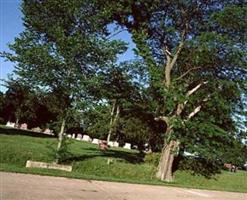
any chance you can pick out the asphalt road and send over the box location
[1,172,246,200]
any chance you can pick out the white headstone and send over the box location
[43,128,52,134]
[123,143,131,149]
[82,135,92,142]
[6,121,15,128]
[77,134,83,139]
[92,138,99,144]
[72,134,76,138]
[113,141,119,147]
[108,141,114,147]
[67,134,72,138]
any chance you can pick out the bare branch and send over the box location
[169,26,187,70]
[188,105,202,119]
[106,28,128,40]
[175,67,201,81]
[163,23,188,87]
[186,81,208,97]
[187,95,210,120]
[163,45,172,87]
[170,41,184,70]
[163,45,172,63]
[173,81,207,117]
[175,103,185,116]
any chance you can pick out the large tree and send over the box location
[92,0,247,181]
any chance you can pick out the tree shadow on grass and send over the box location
[61,147,145,164]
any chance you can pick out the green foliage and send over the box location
[55,136,73,164]
[178,157,222,179]
[144,153,160,166]
[118,117,150,150]
[83,105,111,139]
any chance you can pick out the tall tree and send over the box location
[1,0,126,162]
[93,0,247,181]
[96,62,144,143]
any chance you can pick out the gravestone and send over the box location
[108,141,114,147]
[92,138,99,144]
[43,128,52,135]
[76,134,82,140]
[20,123,28,130]
[32,127,42,132]
[6,121,15,128]
[75,135,82,141]
[82,135,92,142]
[113,141,119,147]
[123,143,131,149]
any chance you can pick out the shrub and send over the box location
[144,152,160,166]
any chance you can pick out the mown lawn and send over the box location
[1,128,246,193]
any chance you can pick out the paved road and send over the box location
[1,172,246,200]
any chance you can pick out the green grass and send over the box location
[1,128,247,193]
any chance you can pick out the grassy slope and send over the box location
[0,131,246,192]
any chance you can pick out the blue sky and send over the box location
[0,0,135,92]
[0,0,24,92]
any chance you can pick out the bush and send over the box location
[178,156,222,178]
[144,152,160,166]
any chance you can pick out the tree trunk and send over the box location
[156,124,180,182]
[56,118,66,163]
[15,109,21,126]
[157,41,184,181]
[107,101,119,144]
[15,117,19,125]
[156,139,180,181]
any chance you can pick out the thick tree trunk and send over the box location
[156,123,180,182]
[156,141,173,181]
[156,139,179,181]
[56,118,66,163]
